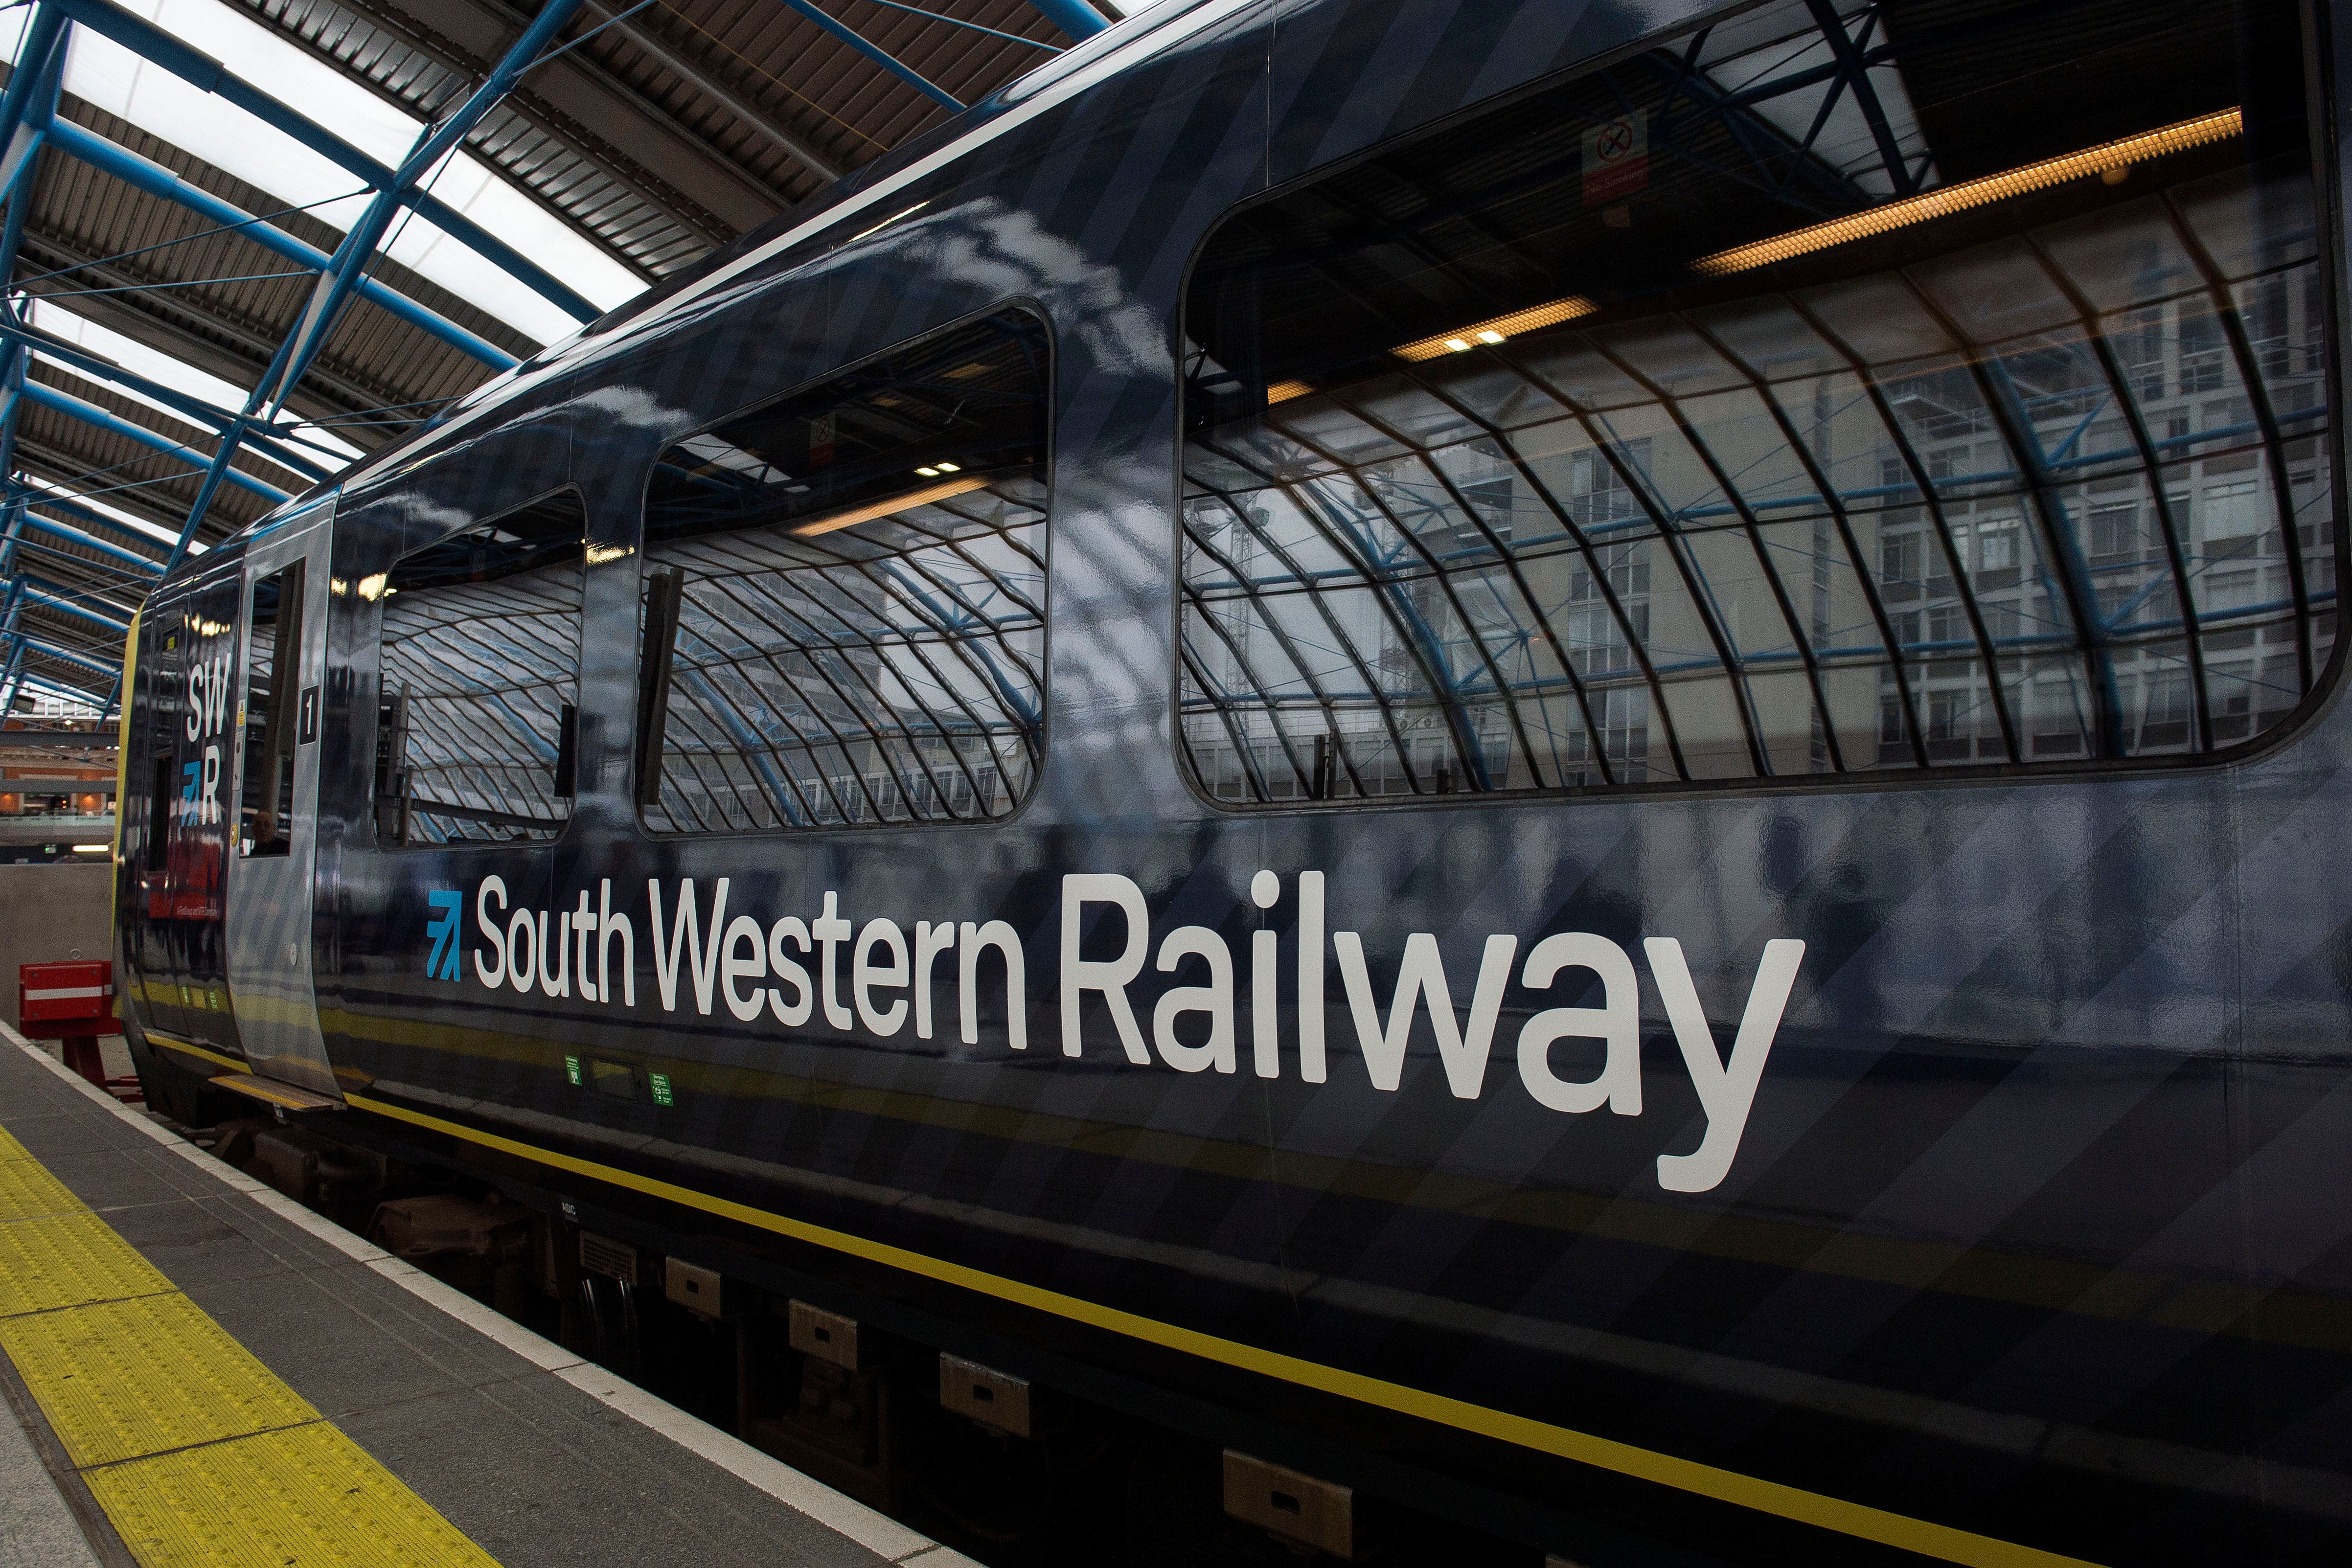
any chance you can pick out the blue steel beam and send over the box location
[40,118,519,371]
[14,379,290,502]
[13,481,172,554]
[0,23,63,704]
[265,0,588,413]
[15,509,163,573]
[0,582,27,712]
[10,578,129,632]
[46,0,603,326]
[0,318,337,482]
[265,6,591,399]
[11,670,111,710]
[773,0,962,110]
[23,571,134,620]
[1023,0,1111,41]
[16,633,115,678]
[0,5,69,207]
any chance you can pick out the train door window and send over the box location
[635,307,1049,833]
[1176,0,2333,803]
[145,619,180,870]
[239,562,305,857]
[372,489,586,845]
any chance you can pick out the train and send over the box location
[109,0,2350,1562]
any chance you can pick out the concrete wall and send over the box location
[0,863,115,1029]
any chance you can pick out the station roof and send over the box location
[0,0,1105,713]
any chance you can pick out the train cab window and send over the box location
[372,489,586,845]
[635,307,1048,832]
[1177,0,2334,802]
[239,563,305,857]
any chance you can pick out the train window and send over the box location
[372,489,587,846]
[239,562,305,858]
[1177,0,2333,802]
[635,307,1048,833]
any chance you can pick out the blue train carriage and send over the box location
[111,0,2350,1563]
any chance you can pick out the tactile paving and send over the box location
[0,1293,321,1467]
[0,1155,88,1222]
[0,1075,508,1567]
[86,1420,501,1568]
[0,1210,173,1317]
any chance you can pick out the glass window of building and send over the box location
[373,490,586,845]
[1178,0,2332,802]
[635,308,1049,833]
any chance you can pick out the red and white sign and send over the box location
[1583,114,1649,206]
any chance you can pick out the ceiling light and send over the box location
[1265,380,1315,404]
[793,476,990,538]
[935,461,961,473]
[1393,296,1599,362]
[916,466,940,477]
[1692,107,2242,276]
[72,844,109,853]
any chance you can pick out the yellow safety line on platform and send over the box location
[346,1094,2107,1568]
[0,1126,500,1568]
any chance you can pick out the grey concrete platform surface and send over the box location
[0,1380,100,1568]
[0,1028,977,1568]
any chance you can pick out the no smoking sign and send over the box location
[1582,113,1648,205]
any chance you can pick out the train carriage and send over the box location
[112,0,2352,1563]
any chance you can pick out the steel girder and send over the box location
[0,0,1116,720]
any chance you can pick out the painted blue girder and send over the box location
[1023,0,1111,42]
[772,0,963,110]
[16,631,115,677]
[45,0,603,327]
[40,117,518,371]
[0,317,337,483]
[9,576,130,631]
[265,0,590,411]
[16,515,161,575]
[12,378,290,502]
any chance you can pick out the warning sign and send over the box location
[1583,114,1648,206]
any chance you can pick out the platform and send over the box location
[0,1025,978,1568]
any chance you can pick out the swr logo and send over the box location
[425,890,463,980]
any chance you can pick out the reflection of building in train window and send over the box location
[373,491,586,847]
[1176,0,2333,802]
[634,308,1049,834]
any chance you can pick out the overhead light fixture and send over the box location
[935,461,960,473]
[792,475,990,538]
[916,466,940,477]
[1692,107,2243,276]
[1393,295,1598,362]
[1265,380,1315,404]
[72,843,108,853]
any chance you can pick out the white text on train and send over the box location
[465,872,1803,1194]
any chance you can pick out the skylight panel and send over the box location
[6,1,643,345]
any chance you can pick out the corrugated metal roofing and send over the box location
[4,0,1097,703]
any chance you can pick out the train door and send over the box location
[122,600,200,1042]
[149,566,248,1057]
[224,504,338,1094]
